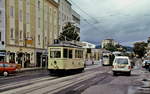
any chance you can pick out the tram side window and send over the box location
[50,48,61,58]
[69,50,72,59]
[63,49,68,58]
[75,50,83,58]
[75,50,78,58]
[103,55,109,58]
[79,51,83,58]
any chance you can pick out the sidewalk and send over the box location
[16,67,46,73]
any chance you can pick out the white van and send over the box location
[112,56,132,76]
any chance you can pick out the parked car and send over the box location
[142,60,150,69]
[112,56,132,76]
[0,62,17,76]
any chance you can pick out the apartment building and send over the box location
[72,9,80,35]
[71,9,80,41]
[0,0,58,68]
[0,0,6,62]
[5,0,36,68]
[101,39,119,48]
[35,0,58,67]
[0,0,5,49]
[57,0,72,34]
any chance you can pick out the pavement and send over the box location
[16,67,44,73]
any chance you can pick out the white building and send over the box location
[81,41,96,48]
[57,0,72,34]
[101,39,119,48]
[72,9,80,36]
[0,0,5,50]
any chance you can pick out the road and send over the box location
[0,59,150,94]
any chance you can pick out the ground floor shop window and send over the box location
[9,53,15,63]
[24,53,30,68]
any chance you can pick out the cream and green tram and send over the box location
[48,44,85,74]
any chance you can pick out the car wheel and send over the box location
[3,71,8,77]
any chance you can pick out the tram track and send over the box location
[1,65,111,94]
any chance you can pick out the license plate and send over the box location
[118,66,125,68]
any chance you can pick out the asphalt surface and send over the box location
[0,59,150,94]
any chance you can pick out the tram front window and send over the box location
[50,48,61,58]
[103,55,109,58]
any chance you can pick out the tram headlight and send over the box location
[54,61,57,65]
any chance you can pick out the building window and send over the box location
[27,0,30,5]
[19,10,22,22]
[10,28,14,39]
[20,31,22,40]
[0,10,1,24]
[38,0,40,11]
[0,32,1,41]
[26,13,30,24]
[38,17,40,28]
[38,35,40,45]
[45,37,47,46]
[10,6,14,17]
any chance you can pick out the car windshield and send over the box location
[115,58,128,64]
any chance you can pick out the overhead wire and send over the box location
[69,0,103,32]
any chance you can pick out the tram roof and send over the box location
[48,43,83,48]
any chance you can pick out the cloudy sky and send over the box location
[70,0,150,46]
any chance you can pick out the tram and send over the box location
[48,43,85,74]
[102,52,114,66]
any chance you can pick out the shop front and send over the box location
[6,46,35,68]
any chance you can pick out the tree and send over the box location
[133,42,147,58]
[104,43,117,52]
[58,22,80,41]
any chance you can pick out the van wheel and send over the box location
[113,72,117,76]
[127,72,131,76]
[3,71,8,77]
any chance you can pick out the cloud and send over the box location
[71,0,150,46]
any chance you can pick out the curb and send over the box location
[16,68,47,73]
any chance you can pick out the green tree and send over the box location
[104,43,117,52]
[133,42,147,58]
[58,22,80,41]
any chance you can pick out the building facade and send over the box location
[146,37,150,56]
[72,9,80,38]
[0,0,5,50]
[57,0,72,34]
[0,0,6,62]
[35,0,59,68]
[5,0,36,68]
[0,0,59,68]
[101,39,119,48]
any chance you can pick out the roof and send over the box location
[115,56,129,59]
[48,43,82,48]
